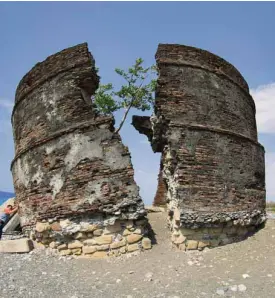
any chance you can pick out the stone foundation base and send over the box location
[168,206,266,251]
[27,218,152,257]
[171,225,261,251]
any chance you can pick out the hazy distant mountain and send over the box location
[0,191,15,205]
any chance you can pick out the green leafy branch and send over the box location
[93,58,157,134]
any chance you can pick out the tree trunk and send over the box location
[115,101,134,134]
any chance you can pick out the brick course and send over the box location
[11,44,148,254]
[133,44,266,249]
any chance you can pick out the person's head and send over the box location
[6,205,13,211]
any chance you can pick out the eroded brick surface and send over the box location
[133,44,266,249]
[11,44,148,256]
[153,156,167,207]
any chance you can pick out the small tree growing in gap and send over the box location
[93,58,157,134]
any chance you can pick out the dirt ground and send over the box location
[1,212,275,298]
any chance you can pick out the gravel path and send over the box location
[1,212,275,298]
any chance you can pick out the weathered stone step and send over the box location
[0,238,33,253]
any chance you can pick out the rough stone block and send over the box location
[104,222,122,234]
[96,244,109,251]
[57,243,67,250]
[198,241,210,249]
[85,224,99,232]
[123,229,131,236]
[49,241,57,249]
[120,246,127,254]
[74,232,86,240]
[93,229,103,236]
[60,220,70,229]
[110,239,126,249]
[142,237,152,249]
[92,251,107,258]
[179,243,186,251]
[0,238,33,253]
[186,240,198,250]
[126,221,134,229]
[126,234,142,244]
[71,248,82,255]
[83,246,97,254]
[60,249,72,256]
[36,222,50,233]
[83,239,94,246]
[92,235,113,245]
[50,222,62,231]
[127,243,140,252]
[133,228,142,235]
[68,240,83,249]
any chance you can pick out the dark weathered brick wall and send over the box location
[133,44,266,232]
[131,115,167,206]
[12,43,99,156]
[153,157,167,207]
[155,44,266,228]
[11,43,146,229]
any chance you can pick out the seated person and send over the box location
[0,204,18,239]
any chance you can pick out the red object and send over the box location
[3,207,13,215]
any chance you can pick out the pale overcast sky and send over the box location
[0,2,274,203]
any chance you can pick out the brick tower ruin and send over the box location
[11,43,151,257]
[133,44,266,250]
